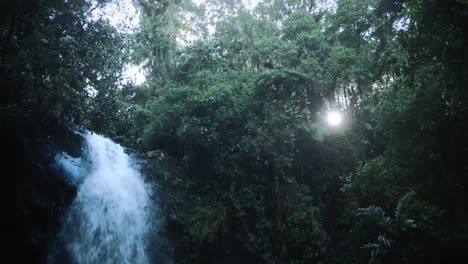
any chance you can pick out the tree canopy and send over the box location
[2,0,467,263]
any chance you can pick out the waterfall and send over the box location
[51,131,156,264]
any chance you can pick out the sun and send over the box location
[327,111,342,126]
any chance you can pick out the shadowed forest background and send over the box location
[1,0,468,263]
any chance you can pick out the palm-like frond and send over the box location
[400,218,417,231]
[395,191,416,221]
[255,69,313,89]
[358,206,395,234]
[362,234,394,264]
[358,191,420,264]
[357,205,386,219]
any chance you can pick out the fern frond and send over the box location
[400,219,417,231]
[357,206,386,219]
[395,191,416,221]
[362,243,381,250]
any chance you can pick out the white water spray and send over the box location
[53,132,155,264]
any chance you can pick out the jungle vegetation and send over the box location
[1,0,467,263]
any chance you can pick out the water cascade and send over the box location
[51,131,156,263]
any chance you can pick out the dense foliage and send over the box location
[1,0,128,261]
[0,0,133,137]
[2,0,467,263]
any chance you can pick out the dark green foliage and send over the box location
[354,190,445,263]
[130,0,468,263]
[0,0,129,261]
[0,0,127,136]
[3,0,468,262]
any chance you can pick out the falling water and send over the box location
[51,131,155,264]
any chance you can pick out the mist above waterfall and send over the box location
[51,132,158,264]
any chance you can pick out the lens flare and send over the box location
[327,111,342,126]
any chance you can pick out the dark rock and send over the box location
[1,119,80,264]
[146,150,166,160]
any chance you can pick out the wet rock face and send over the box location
[145,150,166,160]
[2,123,82,264]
